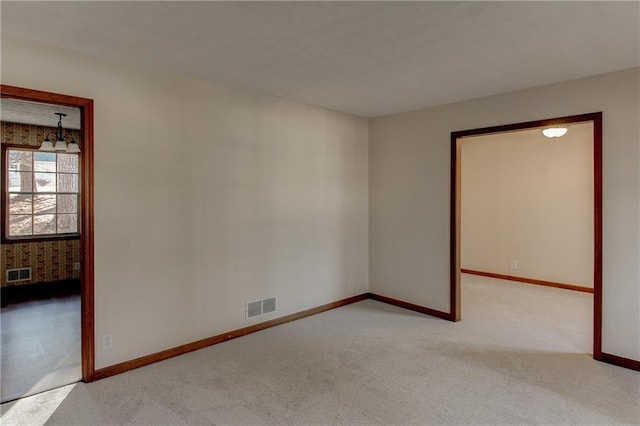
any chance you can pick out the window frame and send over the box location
[2,143,81,243]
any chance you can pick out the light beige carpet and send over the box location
[0,295,81,403]
[1,275,638,425]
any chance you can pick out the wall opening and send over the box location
[1,85,95,392]
[450,112,602,359]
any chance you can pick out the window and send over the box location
[4,147,80,240]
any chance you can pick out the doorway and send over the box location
[450,112,603,359]
[0,85,95,400]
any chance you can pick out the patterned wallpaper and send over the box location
[1,240,81,287]
[1,121,81,287]
[1,121,80,147]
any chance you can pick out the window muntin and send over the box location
[5,148,79,239]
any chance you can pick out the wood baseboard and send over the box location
[94,292,454,380]
[94,293,369,380]
[368,293,452,321]
[461,269,594,294]
[600,352,640,371]
[93,290,637,380]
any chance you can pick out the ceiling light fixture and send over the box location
[40,112,80,153]
[542,127,568,138]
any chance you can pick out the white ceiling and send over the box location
[0,99,81,129]
[1,1,639,118]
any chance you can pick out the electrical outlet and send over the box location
[74,262,81,271]
[102,333,113,350]
[510,260,519,270]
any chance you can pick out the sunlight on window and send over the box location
[5,148,80,238]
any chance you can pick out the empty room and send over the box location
[1,2,638,425]
[459,123,595,355]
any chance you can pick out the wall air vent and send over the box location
[262,297,277,314]
[246,297,278,319]
[6,267,31,283]
[247,300,263,319]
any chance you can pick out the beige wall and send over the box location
[2,34,638,365]
[370,68,639,361]
[1,35,369,369]
[461,123,594,287]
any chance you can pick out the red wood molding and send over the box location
[601,353,640,372]
[1,84,96,382]
[451,112,603,360]
[95,293,369,380]
[368,293,452,320]
[94,292,455,380]
[461,269,594,293]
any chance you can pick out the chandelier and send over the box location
[39,112,80,153]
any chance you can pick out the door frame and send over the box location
[450,112,603,360]
[1,84,95,380]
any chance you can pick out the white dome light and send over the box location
[542,127,568,138]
